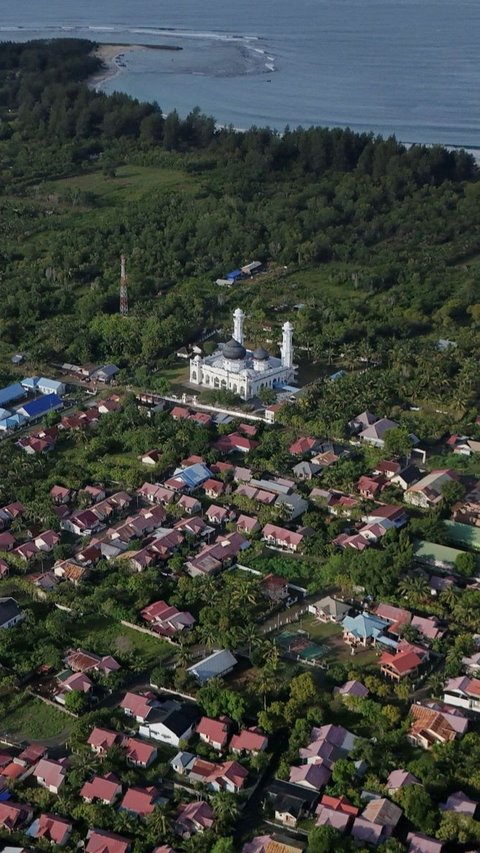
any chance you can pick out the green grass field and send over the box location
[1,695,73,742]
[41,163,199,206]
[71,615,174,667]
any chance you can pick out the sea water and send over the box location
[2,0,480,146]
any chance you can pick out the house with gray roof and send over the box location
[0,597,23,629]
[187,649,237,683]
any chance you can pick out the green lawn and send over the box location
[296,613,343,642]
[71,616,174,667]
[1,695,73,742]
[41,163,199,205]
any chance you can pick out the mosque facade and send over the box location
[189,308,295,401]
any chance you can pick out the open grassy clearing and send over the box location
[70,615,174,667]
[40,163,200,204]
[1,695,73,742]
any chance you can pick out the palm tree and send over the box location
[439,585,459,612]
[241,623,261,660]
[211,791,239,830]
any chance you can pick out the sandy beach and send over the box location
[89,42,183,89]
[89,43,137,88]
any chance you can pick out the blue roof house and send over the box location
[0,383,26,408]
[342,612,390,648]
[225,269,243,282]
[0,413,26,432]
[17,393,64,420]
[21,377,40,391]
[37,377,66,396]
[0,408,11,421]
[178,463,213,490]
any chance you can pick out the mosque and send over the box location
[189,308,295,401]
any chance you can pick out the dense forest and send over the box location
[0,38,480,428]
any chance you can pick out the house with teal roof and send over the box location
[342,612,390,648]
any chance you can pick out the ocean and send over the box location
[2,0,480,146]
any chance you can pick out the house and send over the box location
[53,561,90,585]
[363,504,408,529]
[27,813,72,846]
[0,801,33,832]
[408,703,468,748]
[262,524,305,552]
[237,514,260,535]
[61,509,104,536]
[203,479,225,498]
[187,649,237,683]
[17,394,63,420]
[380,648,426,681]
[335,680,369,699]
[386,768,420,794]
[351,817,384,847]
[462,651,480,674]
[214,433,259,454]
[86,829,130,853]
[293,461,322,480]
[196,716,229,750]
[141,450,161,466]
[243,837,305,853]
[177,495,201,515]
[65,648,120,676]
[289,762,331,791]
[359,418,399,448]
[56,671,93,703]
[407,833,444,853]
[372,460,401,479]
[36,377,66,396]
[120,786,160,817]
[34,530,60,552]
[405,469,459,508]
[0,597,23,629]
[175,800,214,837]
[349,411,377,433]
[81,773,122,805]
[289,436,321,456]
[50,485,73,504]
[139,702,200,748]
[230,728,268,754]
[375,603,412,636]
[0,531,16,551]
[140,600,195,637]
[87,727,119,756]
[309,595,350,623]
[443,676,480,713]
[299,724,356,765]
[120,691,157,723]
[34,758,67,793]
[357,475,386,500]
[14,541,38,562]
[361,797,402,829]
[391,465,422,491]
[264,779,319,827]
[205,504,232,525]
[275,492,309,521]
[92,364,120,384]
[260,573,289,603]
[440,790,477,815]
[123,737,157,769]
[341,612,390,648]
[411,614,444,641]
[315,794,358,832]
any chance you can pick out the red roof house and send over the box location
[230,728,268,754]
[123,737,157,768]
[30,813,72,845]
[87,727,119,755]
[196,716,229,750]
[86,830,130,853]
[81,773,122,805]
[120,786,159,817]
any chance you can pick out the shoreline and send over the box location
[89,42,182,89]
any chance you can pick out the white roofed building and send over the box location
[189,308,296,401]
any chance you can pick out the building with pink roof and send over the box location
[289,762,331,790]
[407,832,444,853]
[335,680,369,699]
[386,768,420,794]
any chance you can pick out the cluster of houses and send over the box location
[0,377,66,434]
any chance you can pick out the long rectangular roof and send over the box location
[0,383,26,407]
[18,394,63,419]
